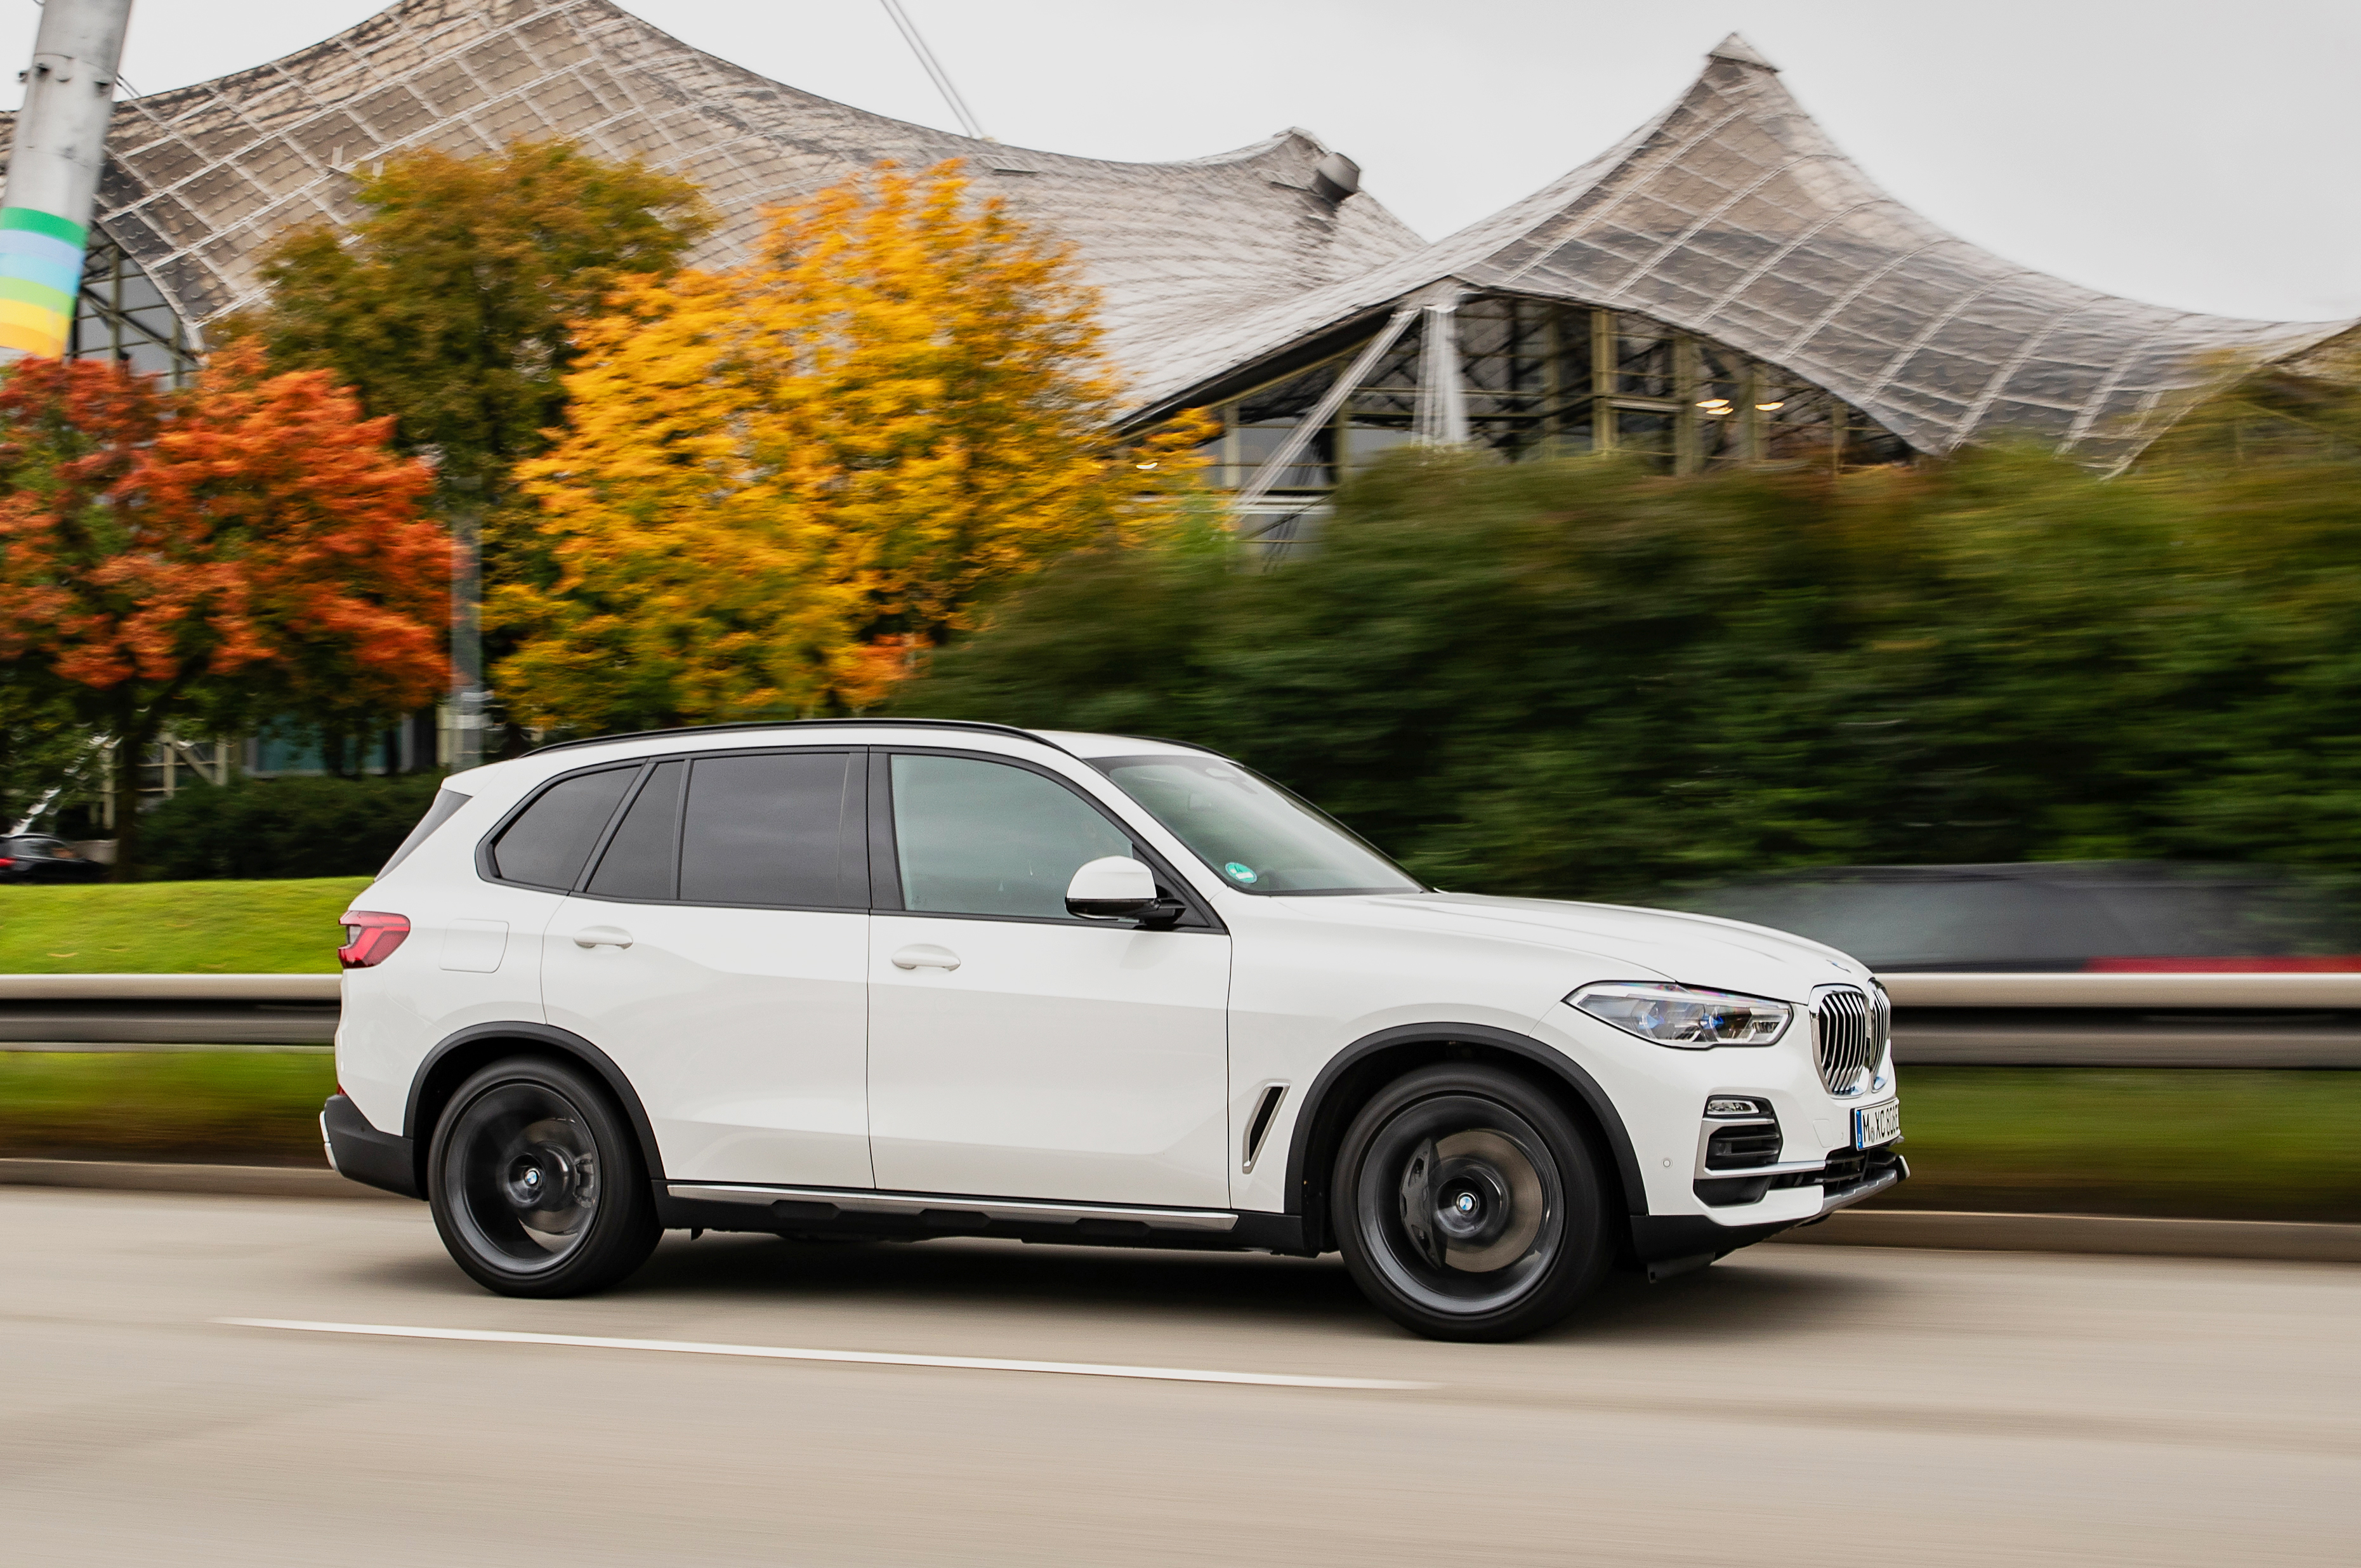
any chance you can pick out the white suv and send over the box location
[324,720,1904,1341]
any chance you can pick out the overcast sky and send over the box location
[6,1,2355,323]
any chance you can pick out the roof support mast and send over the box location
[0,0,134,361]
[879,0,991,142]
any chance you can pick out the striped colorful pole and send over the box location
[0,0,135,362]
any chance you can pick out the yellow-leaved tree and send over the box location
[491,161,1207,732]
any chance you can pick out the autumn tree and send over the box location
[0,348,449,875]
[491,161,1207,734]
[230,139,713,506]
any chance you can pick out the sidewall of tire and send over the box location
[427,1055,661,1298]
[1333,1062,1613,1341]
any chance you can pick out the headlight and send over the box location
[1568,982,1792,1048]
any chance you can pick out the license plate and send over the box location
[1853,1101,1902,1150]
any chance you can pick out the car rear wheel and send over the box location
[1332,1063,1613,1341]
[427,1056,659,1298]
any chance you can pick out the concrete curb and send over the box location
[0,1157,404,1201]
[1770,1206,2361,1264]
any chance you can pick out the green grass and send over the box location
[1,1051,2355,1220]
[0,878,371,973]
[0,1051,338,1164]
[1879,1069,2361,1222]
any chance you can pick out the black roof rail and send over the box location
[522,717,1073,759]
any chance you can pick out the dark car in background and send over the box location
[0,836,108,885]
[1669,862,2361,973]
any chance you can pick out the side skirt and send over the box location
[657,1182,1313,1256]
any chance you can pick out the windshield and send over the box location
[1093,754,1420,895]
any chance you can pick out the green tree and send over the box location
[230,139,713,505]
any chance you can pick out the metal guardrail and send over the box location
[1883,972,2361,1068]
[1,971,2357,1064]
[0,973,340,1050]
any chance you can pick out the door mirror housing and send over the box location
[1066,856,1159,919]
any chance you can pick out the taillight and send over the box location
[338,911,411,968]
[0,857,14,867]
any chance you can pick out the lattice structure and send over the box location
[1142,35,2359,472]
[0,0,1423,389]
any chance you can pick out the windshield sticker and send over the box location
[1224,862,1259,884]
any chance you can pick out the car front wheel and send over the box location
[1333,1062,1613,1341]
[426,1055,660,1298]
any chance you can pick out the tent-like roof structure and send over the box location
[8,0,1422,382]
[1136,35,2358,464]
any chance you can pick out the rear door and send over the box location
[539,749,872,1187]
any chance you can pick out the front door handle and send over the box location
[891,944,961,972]
[571,926,635,949]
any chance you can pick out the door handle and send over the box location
[890,944,961,972]
[571,926,635,949]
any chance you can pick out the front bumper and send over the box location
[321,1093,421,1199]
[1630,1144,1905,1263]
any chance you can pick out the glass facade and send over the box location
[1199,293,1912,513]
[68,230,201,386]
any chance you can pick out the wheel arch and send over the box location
[404,1022,668,1196]
[1281,1023,1648,1253]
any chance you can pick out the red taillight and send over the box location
[338,910,411,969]
[0,857,15,867]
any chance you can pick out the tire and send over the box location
[1332,1062,1613,1341]
[426,1055,661,1298]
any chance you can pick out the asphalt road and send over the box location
[4,1190,2356,1566]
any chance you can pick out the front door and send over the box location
[866,751,1232,1209]
[540,748,872,1188]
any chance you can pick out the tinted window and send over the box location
[892,754,1133,919]
[680,752,857,907]
[491,767,635,889]
[587,760,684,900]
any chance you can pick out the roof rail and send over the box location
[523,717,1071,759]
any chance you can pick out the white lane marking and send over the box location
[214,1319,1435,1390]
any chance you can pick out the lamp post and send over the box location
[446,475,486,772]
[0,0,135,362]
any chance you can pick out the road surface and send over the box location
[4,1188,2355,1565]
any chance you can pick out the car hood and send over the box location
[1337,891,1874,1003]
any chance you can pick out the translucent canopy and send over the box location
[0,0,1421,383]
[1138,35,2359,464]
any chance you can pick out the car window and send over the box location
[891,754,1134,920]
[490,767,636,889]
[586,760,685,900]
[679,751,860,907]
[1093,754,1419,895]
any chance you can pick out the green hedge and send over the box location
[139,774,445,881]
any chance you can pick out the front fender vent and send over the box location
[1240,1083,1288,1174]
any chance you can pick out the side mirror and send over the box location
[1066,856,1159,919]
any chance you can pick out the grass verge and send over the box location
[1876,1068,2361,1222]
[1,1056,2355,1221]
[0,1051,338,1164]
[0,878,369,973]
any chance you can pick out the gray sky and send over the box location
[8,1,2355,323]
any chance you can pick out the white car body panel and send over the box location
[541,896,872,1188]
[866,913,1231,1208]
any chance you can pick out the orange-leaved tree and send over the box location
[491,159,1208,733]
[0,345,449,874]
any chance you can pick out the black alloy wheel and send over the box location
[1333,1063,1613,1341]
[427,1056,659,1298]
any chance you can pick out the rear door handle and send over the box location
[571,926,635,949]
[891,944,961,971]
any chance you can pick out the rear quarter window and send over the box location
[489,767,637,890]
